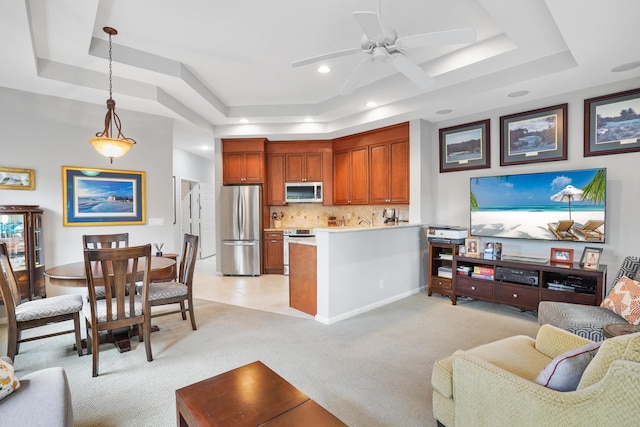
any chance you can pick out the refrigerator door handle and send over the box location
[223,241,257,246]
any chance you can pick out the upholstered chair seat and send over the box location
[16,294,84,322]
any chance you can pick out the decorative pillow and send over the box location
[0,358,20,400]
[601,275,640,325]
[534,341,602,391]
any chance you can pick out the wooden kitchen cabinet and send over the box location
[263,230,284,274]
[369,139,409,204]
[289,242,317,315]
[285,153,322,182]
[222,138,266,184]
[0,205,45,303]
[267,154,286,205]
[333,146,369,205]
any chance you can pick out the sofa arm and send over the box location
[0,367,74,427]
[452,350,640,426]
[534,324,593,359]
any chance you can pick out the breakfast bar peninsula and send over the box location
[289,223,424,324]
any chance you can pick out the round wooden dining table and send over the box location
[44,257,176,287]
[44,257,176,352]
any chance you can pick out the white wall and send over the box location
[412,78,640,290]
[0,87,176,295]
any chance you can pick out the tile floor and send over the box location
[192,255,313,320]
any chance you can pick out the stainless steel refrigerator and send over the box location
[220,185,262,276]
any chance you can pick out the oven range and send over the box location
[283,228,315,276]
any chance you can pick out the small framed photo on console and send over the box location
[580,247,603,270]
[465,238,480,257]
[550,247,574,267]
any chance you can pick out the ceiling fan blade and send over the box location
[292,47,362,68]
[353,11,386,43]
[397,28,476,50]
[339,58,371,95]
[387,53,434,90]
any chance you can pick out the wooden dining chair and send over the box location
[0,243,83,362]
[82,233,129,249]
[83,233,130,299]
[83,244,153,377]
[148,234,199,330]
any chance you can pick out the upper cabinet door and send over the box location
[243,152,264,183]
[267,154,286,205]
[285,153,323,182]
[388,140,409,204]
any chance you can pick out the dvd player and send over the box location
[495,266,539,286]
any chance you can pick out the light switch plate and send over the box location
[148,218,164,226]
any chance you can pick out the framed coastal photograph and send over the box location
[500,104,568,166]
[62,166,146,226]
[584,87,640,157]
[550,247,574,264]
[465,238,480,257]
[0,166,35,190]
[439,119,490,173]
[580,247,603,270]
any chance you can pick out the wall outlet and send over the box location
[379,280,384,289]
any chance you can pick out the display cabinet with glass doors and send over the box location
[0,205,45,302]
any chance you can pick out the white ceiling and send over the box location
[2,0,640,157]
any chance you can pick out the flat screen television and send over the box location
[470,168,606,242]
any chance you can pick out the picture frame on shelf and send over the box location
[465,238,480,257]
[500,104,568,166]
[584,87,640,157]
[439,119,491,173]
[0,166,35,190]
[580,247,603,270]
[62,166,146,226]
[550,247,574,265]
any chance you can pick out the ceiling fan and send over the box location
[292,7,476,95]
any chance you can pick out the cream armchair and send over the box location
[431,325,640,426]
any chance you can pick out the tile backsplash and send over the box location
[268,205,409,229]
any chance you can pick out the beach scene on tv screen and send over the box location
[470,168,605,242]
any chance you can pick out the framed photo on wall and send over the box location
[0,166,35,190]
[500,104,568,166]
[439,119,491,173]
[62,166,146,226]
[584,87,640,156]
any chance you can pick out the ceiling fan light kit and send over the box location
[292,8,476,95]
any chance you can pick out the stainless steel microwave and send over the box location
[285,182,323,203]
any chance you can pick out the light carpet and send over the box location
[2,293,539,427]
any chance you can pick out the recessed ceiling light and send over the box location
[365,101,378,108]
[238,118,249,123]
[304,117,313,122]
[317,65,331,74]
[436,109,453,115]
[508,90,529,98]
[611,61,640,72]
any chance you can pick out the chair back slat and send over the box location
[0,243,21,317]
[178,234,199,287]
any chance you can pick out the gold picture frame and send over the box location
[465,238,480,257]
[0,167,35,190]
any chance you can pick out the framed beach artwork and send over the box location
[500,104,568,166]
[0,166,35,190]
[439,119,490,173]
[584,87,640,157]
[62,166,146,226]
[580,247,603,270]
[470,168,606,243]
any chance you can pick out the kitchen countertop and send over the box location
[315,222,422,232]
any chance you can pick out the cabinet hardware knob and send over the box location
[513,293,518,298]
[471,286,476,290]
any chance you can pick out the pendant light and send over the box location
[88,27,136,163]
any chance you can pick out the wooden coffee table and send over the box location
[175,361,346,427]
